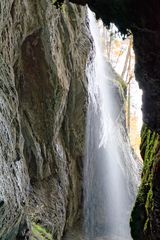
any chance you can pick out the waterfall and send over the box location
[83,9,139,240]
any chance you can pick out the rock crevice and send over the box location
[0,1,91,239]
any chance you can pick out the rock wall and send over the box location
[0,1,91,239]
[65,0,160,132]
[2,0,160,239]
[130,125,160,240]
[55,1,160,239]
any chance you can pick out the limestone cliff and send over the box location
[2,0,159,239]
[54,1,160,239]
[0,1,91,239]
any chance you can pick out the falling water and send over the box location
[84,9,139,240]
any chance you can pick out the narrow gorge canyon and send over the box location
[0,1,91,239]
[0,1,160,240]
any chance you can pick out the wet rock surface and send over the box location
[2,0,160,239]
[61,1,160,240]
[65,1,160,131]
[0,0,91,239]
[130,125,160,240]
[63,230,131,240]
[0,52,28,240]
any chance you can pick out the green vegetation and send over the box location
[115,75,127,101]
[130,124,159,240]
[31,222,52,240]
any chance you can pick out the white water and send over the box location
[83,9,139,240]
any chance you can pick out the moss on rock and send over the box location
[130,124,159,240]
[31,222,52,240]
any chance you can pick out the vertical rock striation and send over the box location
[3,0,160,239]
[0,53,28,240]
[0,0,91,239]
[55,1,160,239]
[130,124,160,240]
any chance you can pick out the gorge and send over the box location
[0,1,160,240]
[84,9,138,239]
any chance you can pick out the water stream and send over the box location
[83,9,139,240]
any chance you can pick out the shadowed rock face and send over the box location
[60,1,160,32]
[0,1,91,239]
[58,1,160,240]
[66,0,160,133]
[0,54,28,240]
[54,1,160,132]
[1,0,160,240]
[56,1,160,240]
[130,125,160,240]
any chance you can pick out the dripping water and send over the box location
[83,9,139,240]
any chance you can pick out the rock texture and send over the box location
[2,0,160,239]
[55,1,160,239]
[62,61,139,240]
[64,0,160,132]
[130,124,160,240]
[0,1,91,239]
[0,58,28,239]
